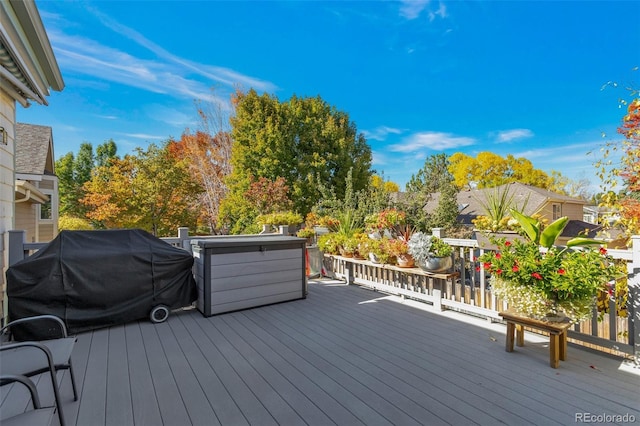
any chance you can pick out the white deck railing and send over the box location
[6,228,639,363]
[323,234,639,364]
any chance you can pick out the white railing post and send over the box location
[431,228,445,238]
[177,227,190,249]
[630,235,640,365]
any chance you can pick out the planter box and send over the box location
[474,230,525,250]
[192,235,307,316]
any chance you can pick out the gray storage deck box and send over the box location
[192,235,307,316]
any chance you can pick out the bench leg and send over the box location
[506,322,515,352]
[559,332,567,361]
[549,333,560,368]
[516,324,525,347]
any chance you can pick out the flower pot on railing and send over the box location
[418,256,453,273]
[396,254,415,268]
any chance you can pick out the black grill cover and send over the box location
[7,229,196,336]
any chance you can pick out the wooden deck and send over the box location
[2,279,639,425]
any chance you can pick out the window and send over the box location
[552,203,562,220]
[40,200,52,220]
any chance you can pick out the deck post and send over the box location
[346,261,354,285]
[8,230,26,266]
[177,227,190,249]
[432,288,443,310]
[630,235,640,365]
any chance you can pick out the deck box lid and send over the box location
[191,235,305,249]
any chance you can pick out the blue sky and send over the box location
[19,0,640,190]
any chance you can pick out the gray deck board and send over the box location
[2,279,639,426]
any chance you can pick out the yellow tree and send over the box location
[449,151,551,189]
[82,143,202,236]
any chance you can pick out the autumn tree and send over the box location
[448,151,551,189]
[81,142,201,236]
[597,97,640,238]
[244,176,293,214]
[169,97,233,233]
[56,140,119,219]
[220,89,372,232]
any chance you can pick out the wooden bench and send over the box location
[499,310,572,368]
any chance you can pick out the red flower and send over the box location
[531,272,543,280]
[557,268,566,275]
[475,266,481,272]
[495,253,502,259]
[473,256,478,261]
[512,265,519,272]
[483,262,492,270]
[504,241,512,247]
[599,247,607,255]
[496,269,503,275]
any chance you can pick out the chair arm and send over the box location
[0,341,56,378]
[0,315,69,339]
[0,374,42,408]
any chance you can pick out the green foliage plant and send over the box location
[58,215,93,231]
[317,233,341,255]
[407,233,453,265]
[477,209,621,322]
[256,211,303,227]
[296,228,316,239]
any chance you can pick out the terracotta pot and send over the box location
[396,254,415,268]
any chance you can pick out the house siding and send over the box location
[538,202,584,222]
[0,89,16,323]
[14,202,36,242]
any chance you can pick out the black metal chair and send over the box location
[0,345,66,426]
[0,315,78,402]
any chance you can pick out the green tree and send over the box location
[221,89,372,232]
[402,154,458,231]
[56,141,119,218]
[81,142,201,236]
[428,179,459,230]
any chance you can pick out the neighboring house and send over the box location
[425,182,599,241]
[1,0,64,323]
[15,123,59,243]
[583,205,620,226]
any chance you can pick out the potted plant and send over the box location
[407,232,453,272]
[477,209,622,323]
[317,233,341,255]
[352,232,370,260]
[296,227,316,245]
[360,238,390,264]
[384,238,414,268]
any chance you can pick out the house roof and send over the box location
[0,0,64,106]
[15,122,54,175]
[426,182,587,225]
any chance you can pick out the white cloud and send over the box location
[399,0,430,20]
[45,9,277,104]
[371,150,386,166]
[399,0,447,21]
[495,128,534,143]
[121,133,165,140]
[362,126,404,141]
[389,131,476,152]
[429,2,447,21]
[513,141,599,161]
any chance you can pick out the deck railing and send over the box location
[323,234,639,363]
[6,228,639,363]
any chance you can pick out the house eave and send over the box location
[15,179,48,204]
[0,0,64,106]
